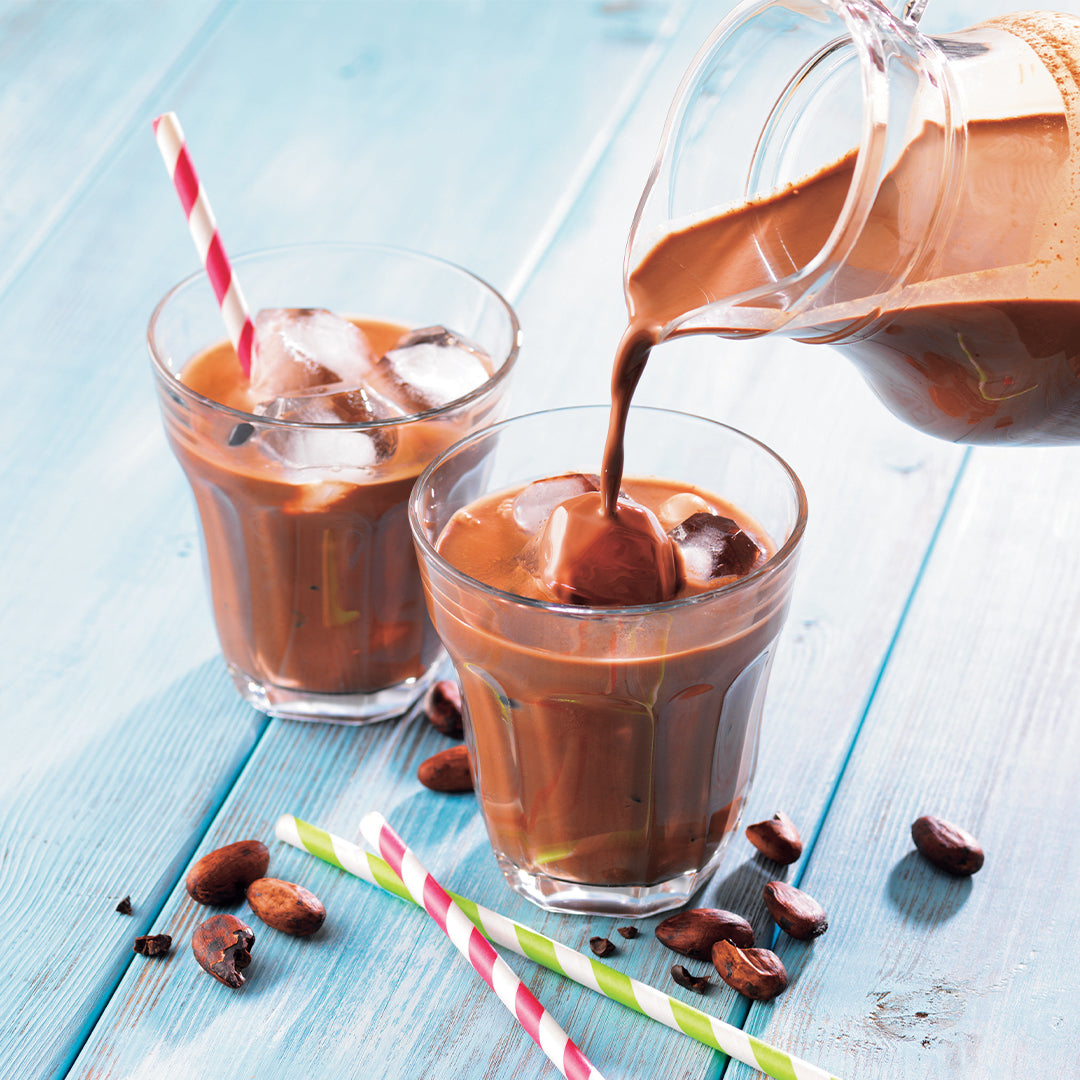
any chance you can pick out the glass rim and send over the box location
[147,240,522,431]
[408,404,809,617]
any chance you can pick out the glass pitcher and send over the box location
[626,0,1080,444]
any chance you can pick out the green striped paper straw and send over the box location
[276,814,842,1080]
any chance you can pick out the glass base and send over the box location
[496,854,723,917]
[228,661,440,724]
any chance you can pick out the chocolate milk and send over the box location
[607,12,1080,449]
[434,476,784,889]
[171,318,486,697]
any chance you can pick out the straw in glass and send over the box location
[151,111,255,376]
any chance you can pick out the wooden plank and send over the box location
[0,6,247,1078]
[724,0,1080,1073]
[134,0,685,294]
[9,0,1073,1075]
[63,0,975,1076]
[729,443,1080,1079]
[68,717,742,1080]
[519,0,1080,1076]
[0,0,222,293]
[0,2,694,1079]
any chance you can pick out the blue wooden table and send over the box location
[3,2,1078,1078]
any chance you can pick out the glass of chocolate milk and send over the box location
[149,243,519,722]
[410,405,806,915]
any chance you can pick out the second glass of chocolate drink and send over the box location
[150,244,519,722]
[411,406,806,915]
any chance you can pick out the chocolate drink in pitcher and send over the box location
[621,6,1080,445]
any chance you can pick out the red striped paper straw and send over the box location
[151,111,254,376]
[359,811,605,1080]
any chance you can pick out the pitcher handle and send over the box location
[898,0,929,25]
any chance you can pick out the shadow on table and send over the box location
[886,851,973,922]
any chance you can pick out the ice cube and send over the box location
[254,383,402,468]
[511,472,601,533]
[669,512,763,585]
[535,491,679,606]
[657,492,713,532]
[257,381,403,425]
[374,325,492,412]
[250,308,378,399]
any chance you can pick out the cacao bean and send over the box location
[763,880,828,939]
[589,936,616,958]
[418,744,473,792]
[711,939,788,1000]
[423,680,464,738]
[745,812,803,864]
[186,840,270,905]
[670,964,712,993]
[133,933,172,957]
[246,877,326,937]
[655,907,754,960]
[191,913,255,988]
[911,815,984,876]
[616,926,639,939]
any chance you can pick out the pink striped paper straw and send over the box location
[151,111,255,376]
[358,812,605,1080]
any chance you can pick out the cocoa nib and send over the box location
[745,812,803,864]
[133,933,172,957]
[115,896,133,916]
[186,839,270,905]
[616,926,639,940]
[423,680,464,738]
[712,939,788,1000]
[670,964,712,993]
[589,936,616,958]
[655,908,754,961]
[192,914,255,988]
[911,815,984,876]
[246,878,326,937]
[763,881,828,939]
[417,744,473,792]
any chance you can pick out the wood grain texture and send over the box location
[5,0,1080,1077]
[0,6,260,1080]
[723,446,1080,1080]
[0,2,695,1078]
[62,0,967,1074]
[0,0,223,295]
[138,0,684,294]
